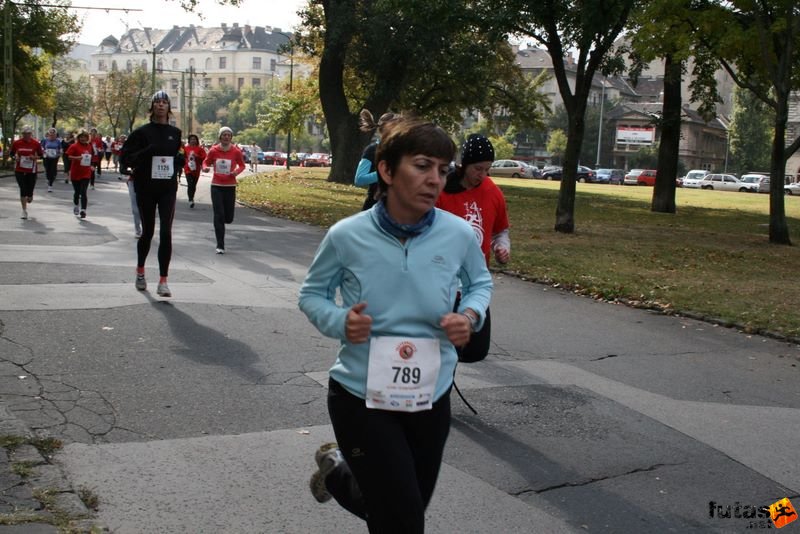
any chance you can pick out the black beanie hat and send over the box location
[460,134,495,166]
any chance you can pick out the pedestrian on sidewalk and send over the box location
[41,128,62,193]
[183,134,206,208]
[298,118,493,534]
[202,126,245,254]
[113,135,126,178]
[103,135,113,169]
[65,130,94,218]
[61,131,75,183]
[121,90,184,298]
[435,134,510,363]
[10,126,44,220]
[89,128,104,188]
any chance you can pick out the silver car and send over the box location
[698,174,758,192]
[488,159,535,179]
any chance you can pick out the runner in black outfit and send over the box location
[120,91,184,298]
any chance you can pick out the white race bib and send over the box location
[366,336,440,412]
[45,148,57,158]
[151,156,174,180]
[80,153,92,166]
[214,159,232,175]
[188,156,196,171]
[19,156,34,169]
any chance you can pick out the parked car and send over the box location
[303,153,331,167]
[541,165,562,180]
[624,169,657,186]
[262,151,286,165]
[489,159,535,178]
[681,169,709,188]
[698,173,758,192]
[785,182,800,195]
[740,174,770,193]
[595,168,625,185]
[541,166,595,182]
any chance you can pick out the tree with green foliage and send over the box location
[491,0,637,232]
[689,0,799,245]
[546,129,568,165]
[728,86,771,176]
[93,67,151,136]
[195,86,238,125]
[297,0,549,184]
[0,0,79,150]
[45,56,92,129]
[258,71,324,153]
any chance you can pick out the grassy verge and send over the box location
[238,169,800,339]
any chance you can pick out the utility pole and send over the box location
[187,66,194,134]
[150,48,158,93]
[595,78,606,168]
[180,71,186,133]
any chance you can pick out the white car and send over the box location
[740,174,769,193]
[785,183,800,195]
[698,173,758,192]
[681,169,709,188]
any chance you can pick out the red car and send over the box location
[302,153,331,167]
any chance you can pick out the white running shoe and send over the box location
[215,248,225,254]
[310,443,343,503]
[73,205,79,216]
[135,274,146,291]
[47,185,53,193]
[156,282,172,297]
[20,210,28,220]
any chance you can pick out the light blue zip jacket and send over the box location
[298,206,493,402]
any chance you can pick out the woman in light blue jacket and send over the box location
[299,118,493,533]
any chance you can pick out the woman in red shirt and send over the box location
[9,126,44,220]
[203,126,245,254]
[65,130,95,218]
[183,134,207,208]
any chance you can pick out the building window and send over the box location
[157,59,164,72]
[219,57,227,69]
[172,59,179,70]
[205,57,212,70]
[218,78,226,87]
[237,77,244,90]
[253,57,262,70]
[97,59,107,71]
[141,60,147,70]
[126,60,133,72]
[203,78,211,89]
[189,58,195,68]
[171,78,179,91]
[111,60,118,71]
[252,78,261,87]
[270,58,277,71]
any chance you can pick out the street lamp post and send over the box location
[595,78,606,168]
[274,31,294,169]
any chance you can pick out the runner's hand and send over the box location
[345,302,372,344]
[440,312,471,347]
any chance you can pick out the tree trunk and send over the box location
[555,106,586,233]
[652,54,681,214]
[769,94,791,245]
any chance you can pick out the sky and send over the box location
[72,0,306,46]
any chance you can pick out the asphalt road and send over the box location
[0,167,798,533]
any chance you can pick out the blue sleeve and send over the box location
[298,230,350,340]
[354,158,377,187]
[457,238,494,331]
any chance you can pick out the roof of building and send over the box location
[93,24,293,54]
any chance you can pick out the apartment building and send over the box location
[89,23,296,131]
